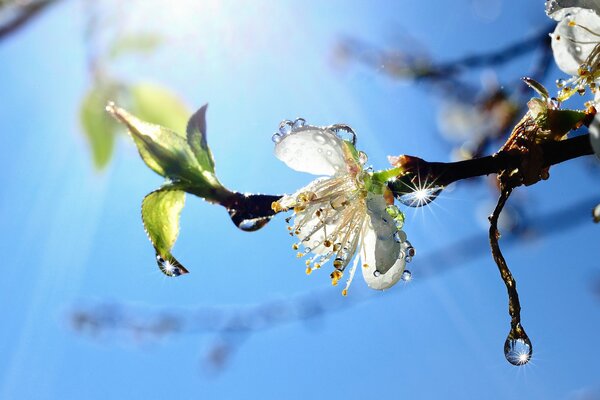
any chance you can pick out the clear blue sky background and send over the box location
[1,0,599,399]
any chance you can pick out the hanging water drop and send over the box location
[556,78,566,88]
[156,254,188,277]
[401,270,412,282]
[405,256,412,263]
[398,186,443,207]
[504,336,533,366]
[373,270,381,277]
[272,133,282,143]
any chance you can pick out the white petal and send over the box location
[360,194,405,290]
[274,127,351,176]
[551,8,600,76]
[547,2,600,20]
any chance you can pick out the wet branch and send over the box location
[395,133,594,188]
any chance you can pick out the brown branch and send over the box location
[391,133,594,190]
[0,0,59,41]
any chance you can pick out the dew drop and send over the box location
[405,256,412,263]
[401,270,412,282]
[279,120,293,135]
[304,247,312,253]
[237,217,270,231]
[504,336,532,366]
[156,254,188,277]
[373,270,381,277]
[326,150,333,157]
[330,124,357,145]
[292,118,306,130]
[358,151,368,165]
[385,205,400,218]
[395,230,407,243]
[556,78,566,88]
[314,133,327,145]
[272,133,282,143]
[575,46,582,54]
[398,186,443,207]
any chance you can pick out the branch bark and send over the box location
[0,0,59,41]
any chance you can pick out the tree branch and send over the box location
[391,133,594,189]
[0,0,59,41]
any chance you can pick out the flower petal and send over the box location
[274,126,352,176]
[361,194,405,290]
[551,8,600,76]
[546,2,600,20]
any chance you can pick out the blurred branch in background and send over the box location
[334,24,554,159]
[0,0,59,41]
[69,195,599,375]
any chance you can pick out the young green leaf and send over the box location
[106,102,210,184]
[186,104,216,173]
[130,83,190,135]
[142,187,189,276]
[80,86,117,169]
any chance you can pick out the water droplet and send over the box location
[237,217,271,231]
[401,270,412,281]
[405,256,412,263]
[385,205,400,218]
[398,186,443,207]
[279,120,293,135]
[575,46,582,54]
[329,124,357,145]
[326,150,333,157]
[272,133,282,143]
[504,336,532,366]
[292,118,306,130]
[593,204,600,223]
[358,151,368,165]
[156,254,188,277]
[304,247,312,253]
[314,133,327,145]
[556,79,566,88]
[373,270,381,277]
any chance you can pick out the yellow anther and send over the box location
[314,263,321,269]
[296,252,304,258]
[568,20,576,27]
[341,289,348,296]
[330,270,343,286]
[305,260,311,266]
[324,240,332,247]
[333,259,343,269]
[292,243,299,250]
[271,201,284,213]
[306,267,312,275]
[362,263,369,269]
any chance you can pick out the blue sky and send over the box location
[0,0,599,399]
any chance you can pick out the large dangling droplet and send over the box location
[398,186,443,207]
[292,118,306,130]
[504,328,533,366]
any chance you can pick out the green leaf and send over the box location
[109,33,162,60]
[106,103,200,179]
[130,83,189,135]
[142,187,189,276]
[80,86,117,169]
[186,104,216,173]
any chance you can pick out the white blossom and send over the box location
[547,0,600,99]
[271,121,412,294]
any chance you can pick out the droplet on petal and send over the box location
[358,151,368,165]
[293,118,306,130]
[279,120,293,135]
[401,270,412,282]
[329,124,357,145]
[272,133,282,143]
